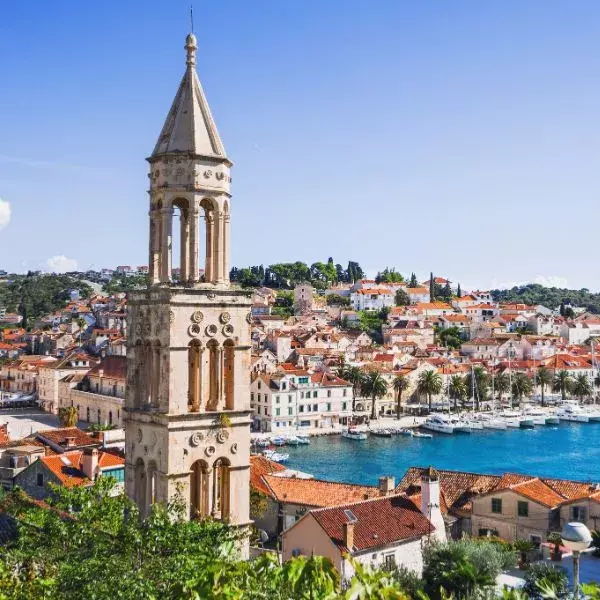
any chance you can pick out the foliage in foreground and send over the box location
[0,480,410,600]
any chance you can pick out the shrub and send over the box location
[385,564,424,599]
[523,562,568,599]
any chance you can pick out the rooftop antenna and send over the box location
[190,4,194,33]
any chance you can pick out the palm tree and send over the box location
[449,375,467,412]
[537,366,553,407]
[361,371,388,420]
[76,317,86,346]
[494,372,510,403]
[572,373,592,402]
[553,370,573,402]
[466,367,489,411]
[417,369,443,412]
[512,373,533,405]
[337,365,364,412]
[392,375,409,420]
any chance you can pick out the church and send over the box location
[124,32,252,544]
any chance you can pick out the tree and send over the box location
[58,405,78,427]
[438,327,462,349]
[429,273,435,301]
[393,375,409,419]
[395,289,410,307]
[408,273,418,288]
[466,367,489,411]
[417,370,443,412]
[376,268,404,284]
[441,282,452,302]
[449,375,467,411]
[76,316,87,345]
[553,370,573,401]
[361,371,388,420]
[337,365,365,411]
[327,293,351,307]
[572,373,592,401]
[512,372,533,404]
[537,366,553,407]
[494,372,510,402]
[457,283,462,298]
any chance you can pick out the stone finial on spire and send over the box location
[185,33,197,67]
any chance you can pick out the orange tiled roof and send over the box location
[262,475,379,507]
[311,494,433,553]
[250,455,286,495]
[40,450,124,488]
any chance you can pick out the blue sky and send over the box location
[1,1,600,290]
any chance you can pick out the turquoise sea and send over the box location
[283,422,600,486]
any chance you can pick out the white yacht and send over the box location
[523,407,547,426]
[422,414,455,434]
[500,410,522,428]
[342,427,368,440]
[481,416,507,430]
[557,403,590,423]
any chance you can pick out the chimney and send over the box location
[64,436,76,448]
[343,521,355,552]
[82,448,99,481]
[420,466,446,542]
[378,476,395,496]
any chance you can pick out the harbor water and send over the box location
[283,421,600,485]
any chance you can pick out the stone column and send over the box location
[204,211,214,283]
[189,209,199,283]
[160,207,173,283]
[213,211,223,284]
[179,209,190,282]
[222,212,230,283]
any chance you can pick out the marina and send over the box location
[257,419,600,483]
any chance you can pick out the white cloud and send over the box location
[533,275,568,289]
[0,198,11,229]
[44,255,78,273]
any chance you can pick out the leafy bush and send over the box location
[385,564,424,598]
[523,562,568,599]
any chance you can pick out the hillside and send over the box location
[491,283,600,314]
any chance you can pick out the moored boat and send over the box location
[255,438,270,448]
[262,449,289,462]
[557,403,590,423]
[422,414,454,434]
[342,427,368,440]
[371,429,393,438]
[399,428,414,437]
[296,435,311,445]
[271,436,287,446]
[412,431,433,439]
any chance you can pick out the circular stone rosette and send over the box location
[219,312,231,324]
[190,431,204,447]
[230,443,238,454]
[216,430,229,444]
[222,324,234,337]
[188,323,202,337]
[205,324,218,337]
[205,445,216,457]
[191,310,204,324]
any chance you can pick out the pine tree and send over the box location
[457,282,462,297]
[429,272,435,301]
[409,272,418,288]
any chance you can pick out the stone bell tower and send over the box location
[124,33,252,546]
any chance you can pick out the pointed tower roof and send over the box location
[151,34,228,161]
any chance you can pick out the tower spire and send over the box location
[185,32,197,68]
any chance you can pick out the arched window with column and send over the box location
[223,340,235,410]
[134,458,147,517]
[207,340,220,411]
[212,458,230,520]
[190,460,209,519]
[188,340,202,412]
[147,461,158,507]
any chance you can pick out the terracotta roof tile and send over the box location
[250,455,286,495]
[311,494,433,553]
[262,475,379,507]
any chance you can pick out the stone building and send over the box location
[124,33,252,552]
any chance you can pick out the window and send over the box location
[251,393,254,401]
[491,498,502,514]
[327,403,332,411]
[276,396,280,404]
[518,501,529,517]
[313,404,318,412]
[282,382,286,390]
[384,554,396,569]
[300,392,304,399]
[571,506,587,523]
[288,407,293,416]
[299,377,309,384]
[257,407,261,415]
[342,402,347,411]
[288,395,293,403]
[276,408,280,416]
[478,528,499,537]
[102,467,125,483]
[327,390,332,398]
[258,381,261,390]
[313,391,318,398]
[299,405,304,413]
[343,389,347,397]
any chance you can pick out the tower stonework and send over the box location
[124,33,252,549]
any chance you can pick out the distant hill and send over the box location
[491,283,600,314]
